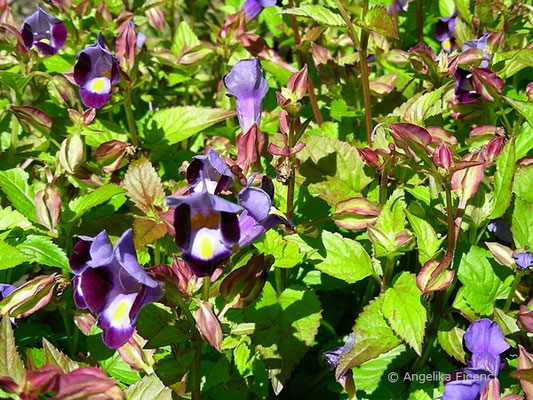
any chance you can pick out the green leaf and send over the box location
[490,138,515,219]
[171,21,200,56]
[337,295,401,378]
[280,5,345,27]
[513,165,533,202]
[136,303,174,342]
[406,212,442,264]
[315,231,373,283]
[0,71,32,94]
[298,136,373,205]
[124,374,172,400]
[42,338,78,373]
[154,350,195,386]
[100,353,141,384]
[437,320,466,364]
[376,188,407,234]
[123,158,165,214]
[144,321,189,349]
[394,84,449,125]
[254,230,305,269]
[457,246,514,315]
[382,272,427,355]
[41,54,74,74]
[454,0,472,23]
[0,241,32,270]
[17,235,69,272]
[439,0,456,17]
[245,283,321,395]
[0,316,26,385]
[69,184,126,221]
[359,6,398,38]
[141,107,235,158]
[505,97,533,130]
[511,197,533,249]
[0,168,36,222]
[493,49,533,79]
[0,207,31,231]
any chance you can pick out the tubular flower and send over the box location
[20,5,67,55]
[441,319,510,400]
[513,252,533,270]
[454,68,479,104]
[463,33,490,67]
[166,191,243,277]
[186,150,234,194]
[0,284,15,301]
[241,0,276,20]
[70,229,163,349]
[323,334,356,390]
[435,11,457,52]
[74,33,119,109]
[224,58,269,134]
[237,176,293,248]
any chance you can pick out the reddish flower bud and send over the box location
[416,259,455,294]
[333,197,381,230]
[48,76,78,109]
[11,105,52,136]
[526,82,533,102]
[35,184,61,231]
[240,33,270,58]
[357,147,380,168]
[82,108,96,125]
[195,300,223,352]
[117,332,155,374]
[236,124,265,173]
[517,345,533,398]
[486,242,514,267]
[147,6,165,32]
[471,67,504,102]
[59,133,85,175]
[485,135,505,161]
[115,22,136,73]
[0,274,58,318]
[433,142,453,170]
[390,123,432,162]
[95,140,128,173]
[451,149,486,201]
[220,254,274,308]
[95,2,112,25]
[517,306,533,334]
[287,64,308,101]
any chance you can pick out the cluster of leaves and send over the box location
[0,0,532,399]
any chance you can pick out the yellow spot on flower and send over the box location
[112,300,130,324]
[199,236,214,259]
[442,39,452,51]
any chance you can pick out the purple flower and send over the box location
[129,22,146,48]
[513,252,533,270]
[388,0,409,14]
[323,334,356,389]
[74,33,119,109]
[435,12,457,52]
[166,191,243,277]
[454,68,479,104]
[442,319,509,400]
[0,284,16,300]
[242,0,277,20]
[70,229,163,349]
[487,218,513,245]
[20,5,67,55]
[237,176,293,248]
[463,33,490,67]
[186,150,234,194]
[224,58,269,134]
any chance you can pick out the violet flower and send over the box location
[74,33,119,109]
[513,252,533,270]
[237,176,293,248]
[242,0,277,20]
[186,150,234,194]
[70,229,163,349]
[435,12,457,52]
[463,33,490,67]
[388,0,409,15]
[441,319,509,400]
[323,334,356,389]
[0,284,16,301]
[454,68,479,104]
[224,58,269,134]
[20,5,67,55]
[487,218,513,245]
[166,191,243,277]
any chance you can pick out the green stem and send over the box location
[381,256,395,291]
[504,271,523,311]
[7,108,19,164]
[124,88,139,147]
[202,277,210,301]
[154,240,161,265]
[498,103,513,135]
[275,267,283,296]
[192,342,201,400]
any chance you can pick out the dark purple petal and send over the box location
[186,158,204,185]
[187,150,234,194]
[454,69,479,104]
[260,176,275,200]
[464,319,509,373]
[167,191,242,215]
[69,239,91,274]
[238,212,282,248]
[72,275,88,309]
[514,252,533,270]
[21,23,34,49]
[487,218,513,245]
[51,22,67,51]
[323,334,356,387]
[174,204,192,249]
[113,228,160,288]
[79,267,112,314]
[238,185,272,222]
[242,0,276,20]
[20,6,66,54]
[442,368,492,400]
[220,211,240,245]
[88,230,113,267]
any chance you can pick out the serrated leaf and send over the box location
[394,84,449,125]
[17,235,69,272]
[0,316,26,385]
[69,184,126,221]
[490,138,515,219]
[144,322,189,349]
[513,165,533,202]
[245,283,321,394]
[171,21,200,56]
[337,295,401,378]
[141,107,235,158]
[511,197,533,249]
[298,136,373,205]
[315,231,373,283]
[493,49,533,79]
[457,246,514,315]
[0,241,32,270]
[124,374,172,400]
[382,272,427,355]
[406,212,442,264]
[100,353,141,384]
[254,230,305,268]
[360,6,398,38]
[505,97,533,130]
[0,71,32,93]
[0,206,31,231]
[280,5,345,27]
[42,338,78,373]
[0,168,36,222]
[133,217,167,248]
[437,320,466,364]
[124,159,165,213]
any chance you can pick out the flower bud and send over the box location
[416,259,455,294]
[486,242,514,267]
[357,147,380,168]
[147,6,165,32]
[59,134,85,174]
[433,142,453,170]
[287,64,308,101]
[516,345,533,397]
[195,300,223,352]
[35,184,61,231]
[11,105,52,136]
[527,83,533,102]
[0,274,58,318]
[485,136,505,161]
[333,197,381,230]
[220,254,274,308]
[82,108,96,125]
[47,76,78,109]
[517,306,533,333]
[471,67,504,102]
[95,140,128,173]
[117,332,155,374]
[115,22,136,73]
[95,2,112,25]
